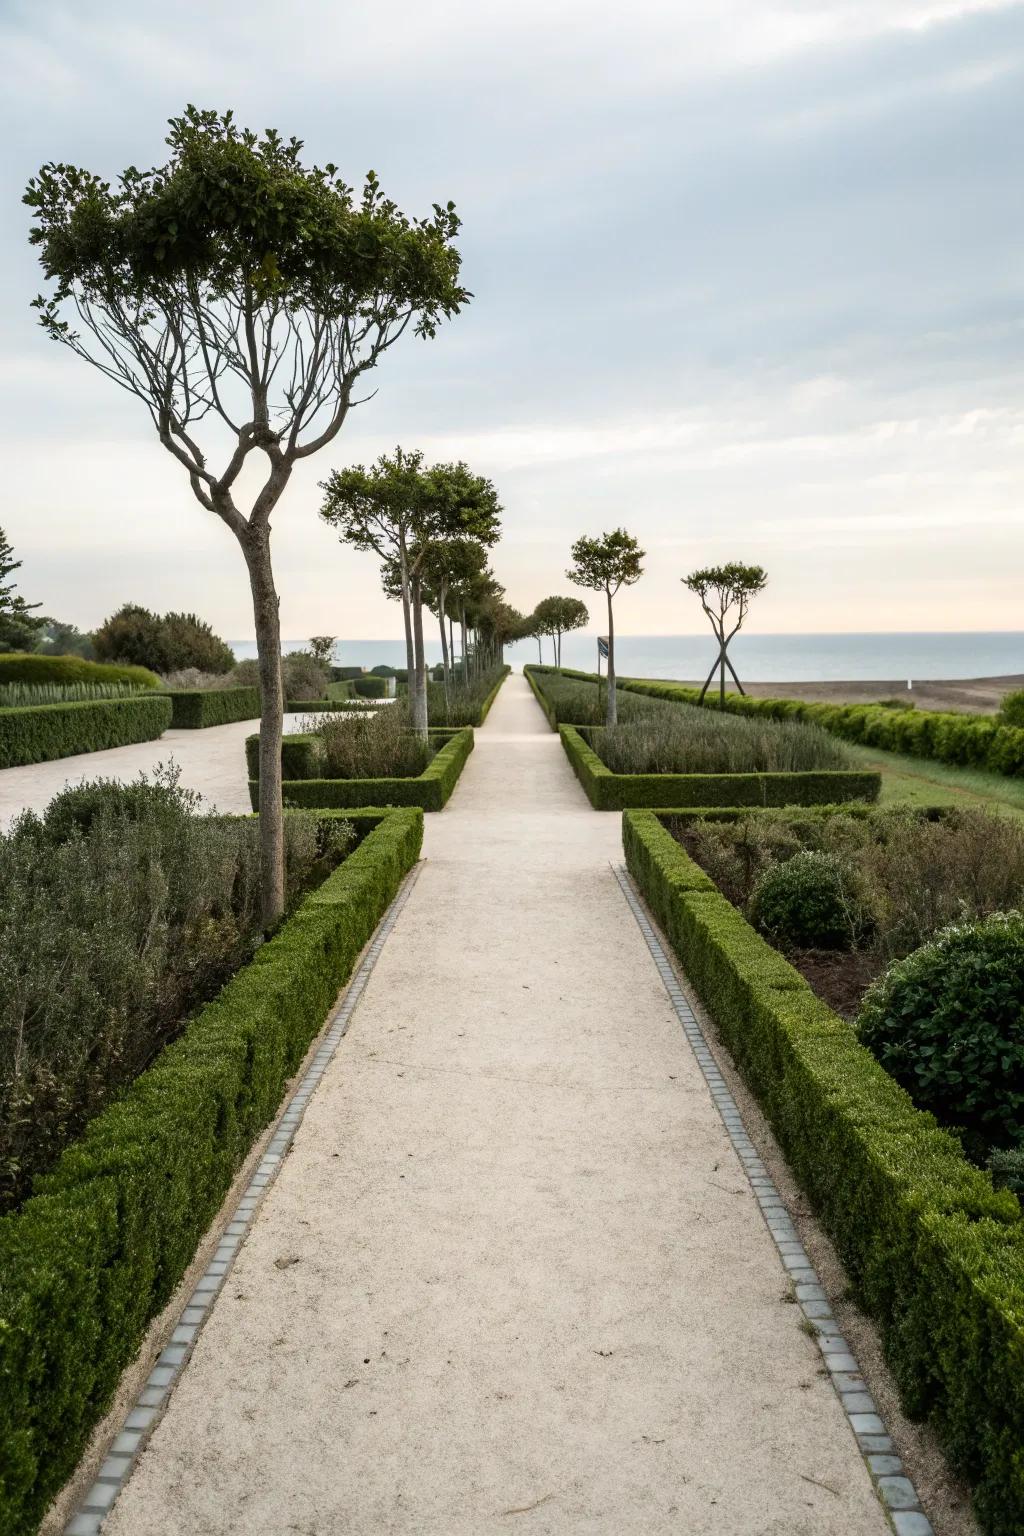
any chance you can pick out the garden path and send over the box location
[101,672,891,1535]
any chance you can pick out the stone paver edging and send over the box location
[63,863,423,1536]
[612,862,935,1536]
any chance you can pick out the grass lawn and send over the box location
[842,740,1024,817]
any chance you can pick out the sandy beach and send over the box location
[652,674,1024,714]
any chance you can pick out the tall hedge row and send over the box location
[0,695,172,769]
[166,687,261,728]
[0,808,422,1536]
[623,808,1024,1535]
[558,724,881,810]
[0,653,161,689]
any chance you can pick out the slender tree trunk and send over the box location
[724,648,746,694]
[460,606,469,685]
[536,633,542,664]
[449,613,456,676]
[398,549,415,696]
[438,583,451,712]
[242,531,286,927]
[557,630,562,670]
[697,652,720,705]
[605,587,617,727]
[411,576,429,737]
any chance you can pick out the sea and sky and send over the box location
[232,633,1024,683]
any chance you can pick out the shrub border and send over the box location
[622,807,1024,1535]
[0,807,423,1536]
[165,687,261,728]
[0,695,172,769]
[559,724,882,810]
[246,727,474,812]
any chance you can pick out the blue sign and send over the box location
[597,637,609,659]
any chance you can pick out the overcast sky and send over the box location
[2,0,1023,639]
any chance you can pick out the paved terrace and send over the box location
[79,674,893,1533]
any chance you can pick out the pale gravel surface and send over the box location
[103,674,890,1535]
[0,712,310,827]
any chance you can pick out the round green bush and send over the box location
[750,851,867,950]
[857,912,1024,1151]
[0,652,160,690]
[998,689,1024,729]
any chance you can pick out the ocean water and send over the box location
[232,633,1024,683]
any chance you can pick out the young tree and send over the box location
[683,562,767,706]
[0,526,46,653]
[532,594,588,670]
[566,529,644,725]
[26,107,468,924]
[308,636,336,667]
[418,537,490,705]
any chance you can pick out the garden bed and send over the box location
[560,724,881,810]
[623,805,1024,1535]
[247,725,474,811]
[0,804,422,1536]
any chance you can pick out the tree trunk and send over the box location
[410,575,429,737]
[242,531,286,928]
[449,614,456,676]
[536,634,542,664]
[605,588,617,727]
[556,630,562,669]
[460,606,469,685]
[438,584,451,713]
[398,548,415,697]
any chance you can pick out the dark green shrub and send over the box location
[0,695,171,769]
[0,652,159,689]
[857,913,1024,1153]
[0,808,422,1536]
[282,650,329,699]
[335,665,368,680]
[353,675,390,698]
[998,689,1024,729]
[988,1145,1024,1197]
[248,729,473,811]
[751,850,869,950]
[94,604,234,673]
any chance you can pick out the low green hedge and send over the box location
[623,808,1024,1535]
[287,698,376,713]
[559,725,881,811]
[0,807,422,1536]
[0,695,172,769]
[166,687,260,728]
[524,664,558,728]
[247,728,474,812]
[352,676,390,698]
[615,678,1024,780]
[0,653,161,690]
[475,666,510,725]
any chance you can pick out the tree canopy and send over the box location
[566,528,645,597]
[683,561,767,703]
[0,527,45,653]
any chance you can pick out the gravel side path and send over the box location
[101,673,890,1535]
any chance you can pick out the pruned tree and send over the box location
[532,594,588,671]
[418,536,490,706]
[683,562,767,706]
[0,527,45,653]
[320,452,499,735]
[566,529,644,725]
[26,106,468,924]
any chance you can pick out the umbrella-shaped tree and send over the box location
[25,107,468,923]
[683,562,767,706]
[532,594,589,670]
[566,529,644,725]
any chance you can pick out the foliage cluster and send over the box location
[94,604,235,675]
[595,701,848,776]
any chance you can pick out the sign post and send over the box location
[597,636,609,717]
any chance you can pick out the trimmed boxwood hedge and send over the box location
[0,807,422,1536]
[166,687,260,728]
[623,808,1024,1535]
[0,695,172,769]
[474,665,510,725]
[352,676,390,698]
[0,653,161,690]
[613,677,1024,780]
[247,727,474,811]
[559,724,881,811]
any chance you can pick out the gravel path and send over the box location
[101,673,890,1535]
